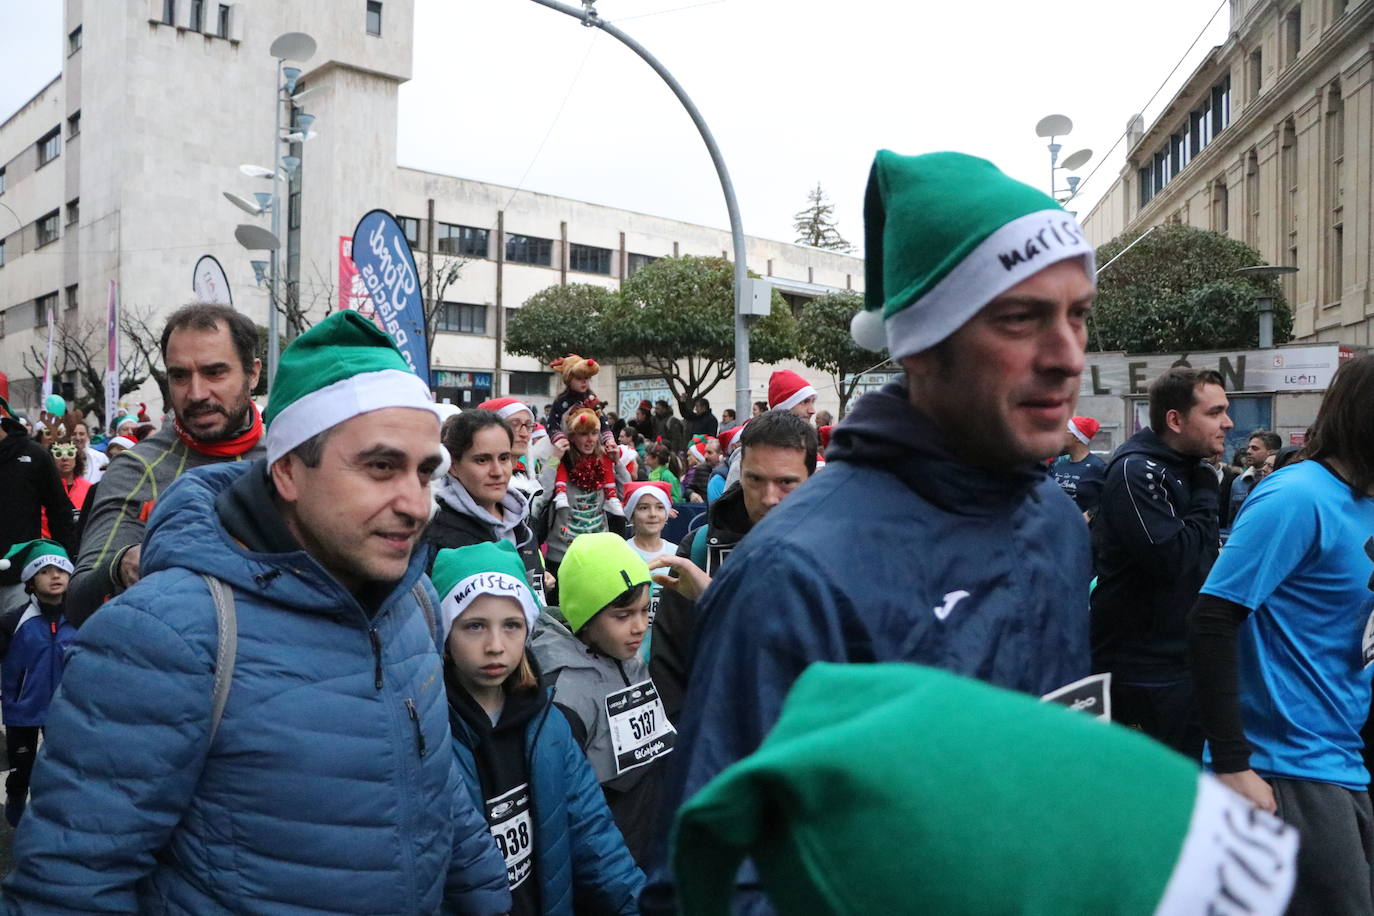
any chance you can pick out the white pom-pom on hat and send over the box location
[850,308,888,353]
[0,559,10,571]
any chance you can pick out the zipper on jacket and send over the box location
[368,627,383,690]
[404,698,427,757]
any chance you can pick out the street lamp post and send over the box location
[1034,114,1092,211]
[1234,265,1298,349]
[525,0,754,419]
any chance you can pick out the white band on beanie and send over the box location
[439,572,540,641]
[495,402,532,422]
[1068,420,1092,446]
[625,485,671,517]
[884,209,1095,360]
[265,369,443,465]
[774,385,817,412]
[22,553,74,583]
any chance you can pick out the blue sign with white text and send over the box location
[350,209,429,380]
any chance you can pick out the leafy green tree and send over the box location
[793,183,854,252]
[796,290,884,418]
[505,283,618,365]
[1092,224,1291,352]
[613,256,797,415]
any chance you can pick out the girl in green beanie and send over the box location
[529,532,675,866]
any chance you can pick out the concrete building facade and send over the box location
[0,0,863,426]
[1081,0,1374,347]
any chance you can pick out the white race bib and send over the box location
[486,784,533,890]
[604,678,676,776]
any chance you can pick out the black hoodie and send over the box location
[447,664,547,916]
[1091,427,1220,682]
[0,429,76,573]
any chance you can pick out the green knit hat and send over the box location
[0,539,74,583]
[851,151,1096,360]
[558,532,651,634]
[673,663,1297,915]
[263,310,442,465]
[431,542,540,640]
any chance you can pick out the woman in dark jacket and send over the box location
[434,541,644,915]
[426,410,550,605]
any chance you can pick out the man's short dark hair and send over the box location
[1305,354,1374,497]
[160,303,259,373]
[1147,368,1225,433]
[696,398,710,410]
[655,400,673,416]
[1249,429,1282,452]
[443,409,512,464]
[740,409,819,474]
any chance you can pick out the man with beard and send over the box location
[66,304,266,626]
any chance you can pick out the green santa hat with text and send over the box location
[263,310,445,466]
[0,539,74,584]
[673,663,1298,916]
[851,150,1096,359]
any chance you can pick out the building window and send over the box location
[1283,7,1301,65]
[1211,180,1229,233]
[508,371,551,397]
[626,253,658,277]
[162,0,176,25]
[436,223,488,258]
[66,198,79,226]
[1281,120,1298,302]
[437,302,487,335]
[1324,83,1345,305]
[217,3,230,37]
[68,26,82,54]
[36,210,60,247]
[396,215,421,247]
[1245,149,1260,246]
[67,110,80,138]
[35,292,58,327]
[568,243,612,275]
[1248,49,1263,99]
[0,239,6,268]
[505,234,552,266]
[366,1,383,35]
[0,167,6,195]
[190,0,204,31]
[65,285,79,312]
[38,128,60,167]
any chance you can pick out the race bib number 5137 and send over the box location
[605,679,675,776]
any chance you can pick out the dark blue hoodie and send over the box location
[643,381,1091,912]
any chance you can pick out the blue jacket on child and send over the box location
[450,685,645,915]
[0,597,77,727]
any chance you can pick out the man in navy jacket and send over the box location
[644,150,1100,912]
[1092,367,1233,761]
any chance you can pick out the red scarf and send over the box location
[175,403,264,458]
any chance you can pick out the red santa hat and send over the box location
[1067,416,1100,446]
[718,423,746,455]
[625,480,673,515]
[531,423,548,443]
[768,370,817,411]
[687,434,715,464]
[477,397,533,422]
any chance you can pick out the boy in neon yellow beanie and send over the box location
[530,532,672,866]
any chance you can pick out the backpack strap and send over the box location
[411,581,438,642]
[200,574,237,745]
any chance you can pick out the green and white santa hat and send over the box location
[851,151,1096,360]
[432,542,541,641]
[673,662,1297,915]
[0,539,74,583]
[263,310,444,466]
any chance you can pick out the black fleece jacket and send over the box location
[0,430,76,574]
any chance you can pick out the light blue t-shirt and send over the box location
[1201,460,1374,789]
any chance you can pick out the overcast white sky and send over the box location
[3,0,1232,250]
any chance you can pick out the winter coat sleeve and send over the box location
[648,534,699,726]
[557,710,645,914]
[2,580,215,914]
[1099,456,1219,582]
[66,452,150,627]
[442,756,513,916]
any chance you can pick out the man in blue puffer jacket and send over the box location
[3,311,511,915]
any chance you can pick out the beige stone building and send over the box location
[0,0,862,425]
[1081,0,1373,347]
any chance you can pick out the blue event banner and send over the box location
[350,209,429,380]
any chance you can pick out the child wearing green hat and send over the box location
[434,541,644,914]
[0,539,78,826]
[530,532,674,866]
